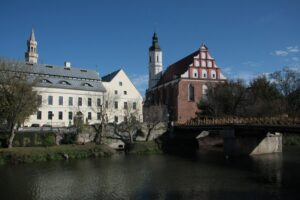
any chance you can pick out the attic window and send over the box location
[45,65,53,68]
[41,79,52,84]
[83,83,93,87]
[60,81,71,85]
[80,69,87,72]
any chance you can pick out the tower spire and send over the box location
[25,29,38,64]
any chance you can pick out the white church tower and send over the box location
[148,32,163,89]
[25,29,38,64]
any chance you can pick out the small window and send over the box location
[88,112,92,120]
[58,111,63,120]
[114,116,118,123]
[114,101,118,109]
[48,111,53,120]
[48,96,53,105]
[41,79,52,84]
[124,102,128,109]
[188,84,195,101]
[59,96,63,105]
[37,111,42,120]
[157,55,159,62]
[68,112,73,120]
[105,101,108,109]
[78,97,82,106]
[119,81,122,86]
[88,98,92,107]
[97,112,101,120]
[97,98,101,107]
[124,91,127,95]
[69,97,73,106]
[133,102,137,110]
[114,90,118,95]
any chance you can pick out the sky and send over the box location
[0,0,300,95]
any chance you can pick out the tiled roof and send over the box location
[102,69,121,82]
[3,60,106,92]
[156,50,199,86]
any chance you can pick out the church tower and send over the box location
[148,32,163,89]
[25,29,38,64]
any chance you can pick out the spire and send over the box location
[29,28,36,41]
[149,32,161,51]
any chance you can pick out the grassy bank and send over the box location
[0,143,115,165]
[127,141,163,155]
[283,134,300,146]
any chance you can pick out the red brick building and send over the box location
[144,33,226,123]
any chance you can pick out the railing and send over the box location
[180,116,300,126]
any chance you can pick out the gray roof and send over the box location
[5,61,106,92]
[102,69,121,82]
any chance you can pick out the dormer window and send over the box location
[82,83,93,87]
[59,81,71,85]
[41,79,52,84]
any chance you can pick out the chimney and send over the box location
[64,61,71,68]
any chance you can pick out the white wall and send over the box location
[102,69,143,123]
[25,87,104,127]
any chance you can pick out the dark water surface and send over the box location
[1,147,300,200]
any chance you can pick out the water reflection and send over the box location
[0,148,300,200]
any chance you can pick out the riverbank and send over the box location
[0,143,116,165]
[0,141,163,165]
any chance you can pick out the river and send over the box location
[0,147,300,200]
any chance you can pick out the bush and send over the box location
[41,134,56,147]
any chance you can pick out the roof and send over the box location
[156,50,199,85]
[102,69,121,82]
[29,29,36,41]
[149,32,161,51]
[2,60,106,92]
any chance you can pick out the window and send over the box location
[59,96,63,105]
[114,90,118,95]
[124,91,127,95]
[69,97,73,106]
[114,101,118,109]
[188,84,195,101]
[58,111,63,120]
[124,102,128,109]
[68,112,73,120]
[119,81,122,86]
[114,116,118,123]
[48,96,53,105]
[202,70,207,78]
[88,98,92,107]
[211,70,216,79]
[202,85,208,98]
[88,112,92,120]
[97,98,101,106]
[105,101,108,109]
[97,112,101,120]
[193,69,198,78]
[48,111,53,120]
[133,102,137,110]
[157,55,159,62]
[37,111,42,120]
[78,97,82,106]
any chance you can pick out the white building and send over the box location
[102,69,143,123]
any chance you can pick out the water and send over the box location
[0,147,300,200]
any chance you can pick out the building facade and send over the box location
[102,69,143,123]
[144,33,227,123]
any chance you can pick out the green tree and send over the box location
[0,59,40,148]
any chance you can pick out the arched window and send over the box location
[211,70,216,79]
[157,55,159,62]
[193,69,198,78]
[188,84,194,101]
[202,69,207,78]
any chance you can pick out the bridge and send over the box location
[162,117,300,156]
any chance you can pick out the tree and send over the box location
[0,59,40,148]
[197,80,247,117]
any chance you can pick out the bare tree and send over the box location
[0,59,40,148]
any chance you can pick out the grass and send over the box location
[0,143,115,165]
[283,134,300,146]
[127,141,163,155]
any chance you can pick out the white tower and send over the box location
[25,29,38,64]
[148,32,163,89]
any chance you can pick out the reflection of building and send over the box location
[102,69,143,123]
[144,33,227,123]
[8,29,106,127]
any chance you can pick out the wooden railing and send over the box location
[180,116,300,126]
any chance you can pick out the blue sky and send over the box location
[0,0,300,95]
